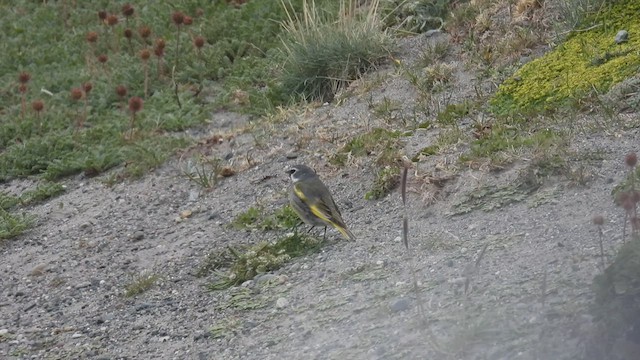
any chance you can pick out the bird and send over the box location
[287,164,356,241]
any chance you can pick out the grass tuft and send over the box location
[208,232,323,290]
[230,205,300,231]
[124,272,160,297]
[0,209,34,242]
[279,0,392,102]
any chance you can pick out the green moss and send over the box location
[491,0,640,114]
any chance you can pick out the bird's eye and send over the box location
[287,168,296,175]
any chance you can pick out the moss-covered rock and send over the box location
[491,0,640,114]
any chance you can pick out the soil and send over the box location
[2,31,639,360]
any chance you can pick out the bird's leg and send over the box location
[307,226,316,234]
[323,226,327,241]
[293,220,306,232]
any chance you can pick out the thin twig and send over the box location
[553,23,602,39]
[172,66,181,109]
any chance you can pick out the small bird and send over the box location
[287,164,356,241]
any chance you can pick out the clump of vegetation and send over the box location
[0,209,33,242]
[207,233,323,290]
[230,205,300,231]
[0,183,62,242]
[179,153,236,190]
[381,0,448,33]
[123,272,160,297]
[460,126,563,169]
[590,152,640,358]
[1,182,65,211]
[279,0,392,102]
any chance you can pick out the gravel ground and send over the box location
[1,32,638,360]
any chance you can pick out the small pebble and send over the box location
[389,297,410,313]
[615,30,628,44]
[188,190,200,202]
[30,264,47,276]
[132,231,144,242]
[276,297,289,309]
[0,329,8,336]
[75,282,92,289]
[71,333,83,339]
[255,274,276,285]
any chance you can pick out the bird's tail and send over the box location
[335,224,356,241]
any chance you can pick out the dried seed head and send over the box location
[18,71,31,84]
[18,84,27,94]
[83,82,93,94]
[616,191,630,207]
[195,8,204,17]
[220,167,235,177]
[139,26,151,39]
[623,198,635,212]
[122,4,134,17]
[592,215,604,226]
[139,49,151,61]
[98,10,107,21]
[86,31,98,43]
[183,15,193,26]
[116,85,128,98]
[155,38,166,49]
[106,14,118,26]
[625,152,638,168]
[97,54,108,63]
[32,100,44,112]
[171,11,185,26]
[128,96,143,113]
[193,36,205,49]
[71,87,83,101]
[154,46,164,58]
[124,28,133,39]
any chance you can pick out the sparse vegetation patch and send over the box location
[207,233,323,290]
